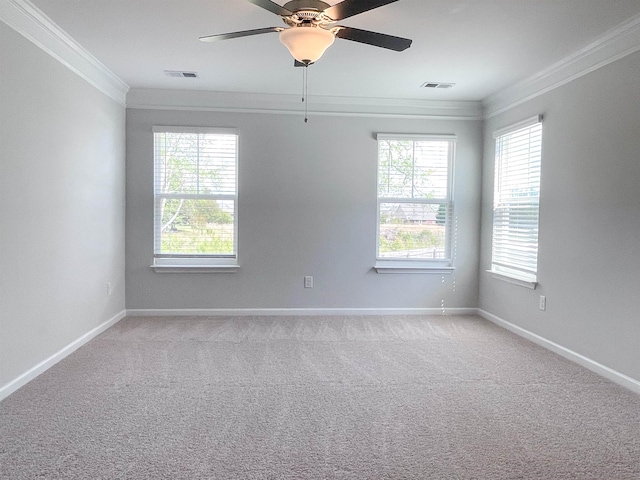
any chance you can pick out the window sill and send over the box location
[487,270,537,289]
[375,264,455,274]
[151,264,240,274]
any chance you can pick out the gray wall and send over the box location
[0,23,126,388]
[126,109,482,310]
[7,3,638,396]
[479,51,640,381]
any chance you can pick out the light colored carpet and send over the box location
[1,315,639,479]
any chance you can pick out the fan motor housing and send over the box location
[283,0,331,14]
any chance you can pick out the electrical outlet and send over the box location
[539,295,546,311]
[304,276,313,288]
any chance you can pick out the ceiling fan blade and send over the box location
[247,0,293,16]
[324,0,398,20]
[335,26,411,51]
[199,27,282,42]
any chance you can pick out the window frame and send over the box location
[151,126,239,273]
[375,133,456,274]
[489,115,543,288]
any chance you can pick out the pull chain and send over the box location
[301,65,308,123]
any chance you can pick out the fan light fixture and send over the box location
[199,0,413,122]
[279,26,335,64]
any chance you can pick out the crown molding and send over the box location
[7,0,637,119]
[0,0,129,106]
[483,12,640,118]
[127,88,483,120]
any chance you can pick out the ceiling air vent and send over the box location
[164,70,199,78]
[421,82,455,89]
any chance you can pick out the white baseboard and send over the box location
[477,309,640,395]
[0,309,127,402]
[126,307,478,317]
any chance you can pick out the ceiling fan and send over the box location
[200,0,412,65]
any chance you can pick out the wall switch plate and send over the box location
[107,282,113,296]
[539,295,546,311]
[304,276,313,288]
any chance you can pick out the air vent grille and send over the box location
[421,82,455,89]
[164,70,199,78]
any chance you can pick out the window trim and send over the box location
[151,126,239,272]
[375,133,456,272]
[487,269,537,289]
[489,115,543,286]
[492,115,541,139]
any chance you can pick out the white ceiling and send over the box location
[29,0,640,102]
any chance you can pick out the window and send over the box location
[152,127,238,272]
[491,116,543,286]
[376,134,455,272]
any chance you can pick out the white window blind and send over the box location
[153,127,238,266]
[376,134,455,264]
[491,116,542,282]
